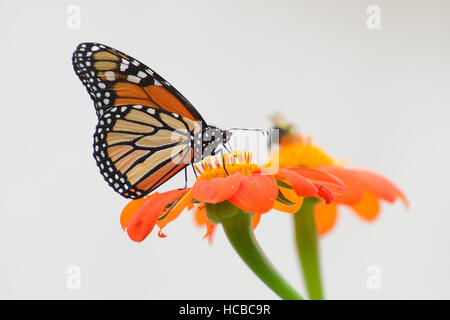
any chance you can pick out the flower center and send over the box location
[268,134,335,169]
[195,151,259,180]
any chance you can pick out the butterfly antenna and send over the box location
[228,127,269,135]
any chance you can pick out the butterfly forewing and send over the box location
[72,42,206,124]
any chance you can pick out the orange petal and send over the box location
[158,230,167,238]
[157,189,193,230]
[351,191,380,221]
[291,167,346,193]
[320,166,364,205]
[273,186,304,213]
[275,168,318,198]
[353,169,408,207]
[192,203,207,227]
[252,213,262,229]
[314,201,338,236]
[228,174,278,214]
[126,189,186,242]
[203,219,217,243]
[120,197,148,230]
[190,203,217,242]
[316,185,334,204]
[192,173,242,203]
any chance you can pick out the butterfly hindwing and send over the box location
[72,42,206,124]
[94,104,201,199]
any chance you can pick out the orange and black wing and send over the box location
[94,104,201,199]
[72,42,206,125]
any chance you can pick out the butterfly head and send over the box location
[223,129,232,145]
[200,126,231,157]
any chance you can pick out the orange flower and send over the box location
[191,202,217,243]
[120,151,345,242]
[269,131,408,236]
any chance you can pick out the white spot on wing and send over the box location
[105,71,115,81]
[127,75,140,83]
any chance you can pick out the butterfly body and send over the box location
[73,43,228,199]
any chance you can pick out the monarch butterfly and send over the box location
[72,43,229,199]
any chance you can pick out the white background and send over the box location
[1,0,449,299]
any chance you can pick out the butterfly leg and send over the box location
[227,142,235,154]
[191,163,198,178]
[178,167,189,190]
[224,143,232,153]
[221,149,230,176]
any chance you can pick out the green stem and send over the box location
[293,197,324,300]
[221,212,304,300]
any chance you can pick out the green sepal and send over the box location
[205,201,242,224]
[276,179,293,189]
[276,188,295,205]
[158,199,180,221]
